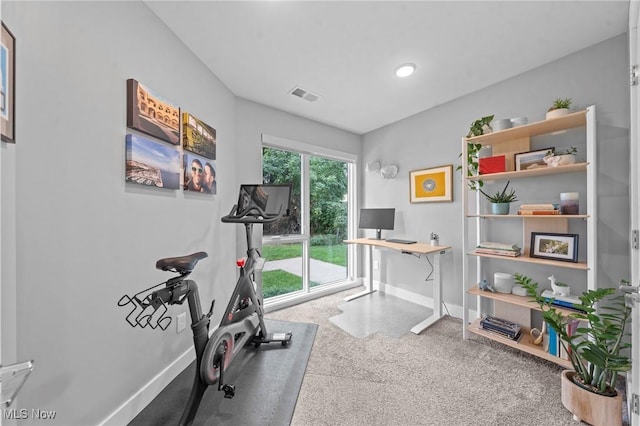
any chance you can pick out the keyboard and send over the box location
[385,239,417,244]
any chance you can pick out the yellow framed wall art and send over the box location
[409,164,453,203]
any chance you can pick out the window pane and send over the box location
[309,156,348,286]
[261,243,303,298]
[262,147,301,236]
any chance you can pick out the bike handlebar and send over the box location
[221,204,285,224]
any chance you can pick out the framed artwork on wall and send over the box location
[126,79,180,145]
[125,134,181,190]
[182,112,216,159]
[530,232,579,263]
[184,152,216,194]
[409,164,453,203]
[1,22,16,143]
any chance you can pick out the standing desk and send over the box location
[344,238,450,334]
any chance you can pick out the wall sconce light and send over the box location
[380,164,399,179]
[366,160,398,179]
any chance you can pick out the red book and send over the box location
[479,155,506,174]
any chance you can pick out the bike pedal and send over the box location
[222,384,235,399]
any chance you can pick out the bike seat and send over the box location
[156,252,208,273]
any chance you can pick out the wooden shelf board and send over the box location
[466,110,587,146]
[467,285,578,316]
[466,214,588,219]
[468,251,588,270]
[468,162,587,181]
[467,319,572,369]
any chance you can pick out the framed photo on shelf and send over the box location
[1,22,16,143]
[409,164,453,203]
[514,147,554,171]
[530,232,578,263]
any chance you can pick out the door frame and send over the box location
[628,2,640,424]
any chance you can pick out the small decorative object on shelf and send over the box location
[491,118,512,131]
[544,146,577,167]
[549,275,570,296]
[546,97,572,119]
[494,272,514,294]
[559,192,579,214]
[478,278,494,292]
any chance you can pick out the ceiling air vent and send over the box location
[289,86,321,103]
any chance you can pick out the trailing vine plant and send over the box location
[457,115,493,191]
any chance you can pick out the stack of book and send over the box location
[517,203,561,215]
[475,242,521,257]
[541,290,587,313]
[480,315,522,341]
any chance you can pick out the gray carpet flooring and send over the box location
[128,319,317,426]
[266,288,587,426]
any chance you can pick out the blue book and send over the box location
[547,323,558,356]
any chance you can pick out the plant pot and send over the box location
[561,370,622,426]
[491,202,510,215]
[546,108,569,119]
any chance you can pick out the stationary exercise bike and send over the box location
[118,184,293,426]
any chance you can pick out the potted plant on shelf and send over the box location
[458,115,494,191]
[515,273,631,426]
[478,180,518,214]
[546,97,572,119]
[543,146,577,167]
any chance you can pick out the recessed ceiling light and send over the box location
[395,63,416,78]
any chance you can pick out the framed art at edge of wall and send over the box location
[1,22,16,143]
[409,164,453,203]
[530,232,579,263]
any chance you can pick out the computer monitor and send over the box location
[358,208,395,240]
[236,184,291,216]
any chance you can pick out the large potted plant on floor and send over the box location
[515,274,631,426]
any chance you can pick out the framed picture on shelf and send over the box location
[1,22,16,143]
[514,147,554,171]
[409,164,453,203]
[530,232,578,263]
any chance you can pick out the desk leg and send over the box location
[410,251,444,334]
[344,244,377,302]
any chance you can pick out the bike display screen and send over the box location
[236,184,291,216]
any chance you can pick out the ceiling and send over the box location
[146,1,629,135]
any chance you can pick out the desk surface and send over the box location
[344,238,450,255]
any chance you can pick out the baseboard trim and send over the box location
[97,347,195,426]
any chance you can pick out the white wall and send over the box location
[2,2,238,425]
[362,34,630,309]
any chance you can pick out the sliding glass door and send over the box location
[261,141,353,301]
